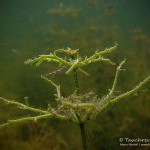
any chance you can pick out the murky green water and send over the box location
[0,0,150,149]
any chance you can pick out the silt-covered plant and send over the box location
[0,44,149,150]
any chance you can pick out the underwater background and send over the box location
[0,0,150,149]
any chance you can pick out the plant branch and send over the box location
[111,59,126,93]
[41,75,61,101]
[66,59,79,75]
[0,97,48,114]
[101,75,150,111]
[24,53,70,67]
[103,59,126,101]
[83,44,117,64]
[111,75,150,103]
[0,114,52,129]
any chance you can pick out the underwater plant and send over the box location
[0,44,149,150]
[47,3,81,18]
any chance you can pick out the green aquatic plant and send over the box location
[0,44,150,150]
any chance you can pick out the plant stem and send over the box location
[71,55,80,95]
[71,54,87,149]
[74,69,80,95]
[80,123,87,150]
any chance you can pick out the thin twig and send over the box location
[0,97,48,114]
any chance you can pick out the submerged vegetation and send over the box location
[47,3,81,18]
[0,44,149,150]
